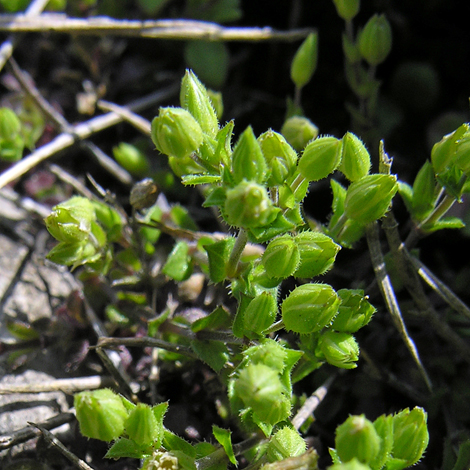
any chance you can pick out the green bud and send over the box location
[331,289,376,333]
[232,126,268,184]
[262,234,300,279]
[344,174,398,225]
[180,69,219,136]
[267,427,306,462]
[298,136,342,182]
[282,283,340,334]
[340,132,371,181]
[258,130,298,186]
[390,407,429,467]
[168,154,204,178]
[409,160,436,218]
[242,292,277,337]
[74,389,129,442]
[317,330,359,369]
[370,414,393,470]
[293,231,341,278]
[0,107,21,136]
[243,338,289,373]
[125,403,161,446]
[224,180,279,229]
[335,415,381,464]
[358,14,392,66]
[207,89,224,120]
[291,32,318,89]
[328,459,372,470]
[332,0,360,21]
[112,142,150,177]
[151,107,203,159]
[431,123,468,174]
[281,116,319,152]
[453,127,470,174]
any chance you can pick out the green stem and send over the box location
[263,320,285,335]
[226,228,248,278]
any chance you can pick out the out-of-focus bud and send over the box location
[207,89,224,120]
[112,142,150,177]
[317,330,359,369]
[91,200,124,243]
[431,123,468,174]
[453,127,470,174]
[340,132,371,181]
[129,178,159,210]
[232,126,267,184]
[180,70,219,136]
[281,116,319,152]
[344,174,398,225]
[409,160,436,218]
[125,403,161,446]
[293,231,341,278]
[332,0,360,21]
[291,32,318,89]
[282,283,339,334]
[243,292,277,337]
[335,415,381,464]
[224,180,279,229]
[258,130,298,186]
[74,389,129,442]
[0,107,24,161]
[151,107,203,159]
[358,14,392,66]
[262,234,300,279]
[266,427,306,462]
[390,407,429,467]
[342,33,361,64]
[331,289,376,333]
[298,136,342,182]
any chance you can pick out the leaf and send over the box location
[204,237,236,283]
[190,339,229,372]
[182,174,222,186]
[191,305,231,332]
[422,216,465,233]
[105,438,148,459]
[163,429,196,458]
[212,425,237,466]
[6,320,40,341]
[248,213,295,244]
[162,241,192,281]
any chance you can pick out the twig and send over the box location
[30,423,97,470]
[0,375,114,394]
[365,222,433,392]
[0,412,74,451]
[0,0,49,71]
[97,99,152,136]
[0,14,313,42]
[0,83,178,190]
[49,163,98,200]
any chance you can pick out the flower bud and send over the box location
[224,180,279,229]
[207,89,224,119]
[125,403,161,446]
[335,415,381,464]
[317,330,359,369]
[267,427,306,462]
[74,389,129,442]
[282,283,339,334]
[293,231,341,278]
[331,289,376,333]
[298,136,342,182]
[344,174,398,225]
[242,292,277,337]
[332,0,360,21]
[281,116,319,152]
[390,407,429,467]
[258,130,298,186]
[180,69,218,136]
[340,132,371,181]
[431,123,468,174]
[262,234,300,279]
[328,459,372,470]
[453,127,470,174]
[151,107,203,160]
[358,14,392,66]
[112,142,150,177]
[291,32,318,89]
[232,126,267,184]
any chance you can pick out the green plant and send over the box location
[42,2,470,469]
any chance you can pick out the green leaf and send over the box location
[5,320,40,341]
[182,174,222,186]
[170,204,199,231]
[204,237,236,283]
[190,339,229,372]
[212,425,237,466]
[162,241,192,281]
[191,305,231,333]
[422,216,465,233]
[163,429,196,458]
[247,213,295,244]
[105,438,148,459]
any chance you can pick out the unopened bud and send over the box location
[358,14,392,66]
[298,136,342,182]
[340,132,371,181]
[232,126,267,184]
[262,234,300,279]
[332,0,360,21]
[317,330,359,369]
[281,116,319,152]
[291,32,318,89]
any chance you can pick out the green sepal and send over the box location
[182,174,222,186]
[190,339,229,372]
[202,186,227,208]
[191,305,231,333]
[212,425,237,466]
[204,237,236,283]
[105,438,148,459]
[232,292,253,338]
[125,403,162,447]
[370,414,393,470]
[247,212,295,244]
[162,241,192,281]
[266,426,306,462]
[215,120,234,168]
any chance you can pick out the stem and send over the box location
[262,320,285,335]
[226,228,248,278]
